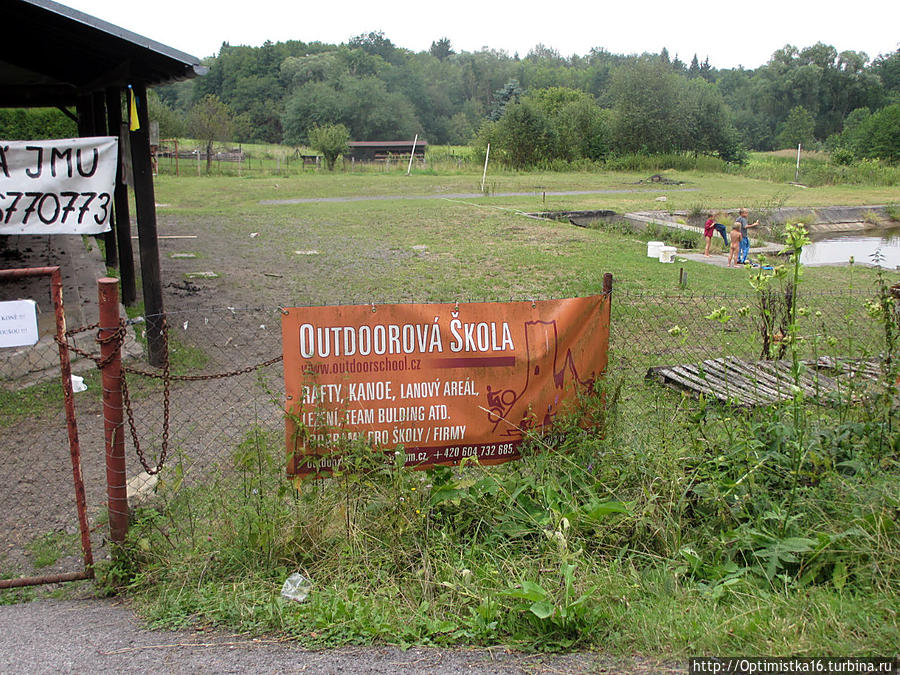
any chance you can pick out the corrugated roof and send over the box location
[348,140,428,147]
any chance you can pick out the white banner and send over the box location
[0,136,117,235]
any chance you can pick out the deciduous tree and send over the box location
[777,105,816,149]
[308,123,350,170]
[187,94,234,173]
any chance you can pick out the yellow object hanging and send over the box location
[128,86,140,131]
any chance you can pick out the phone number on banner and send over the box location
[0,191,111,226]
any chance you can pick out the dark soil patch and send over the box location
[629,174,688,186]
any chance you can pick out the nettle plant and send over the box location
[687,222,896,590]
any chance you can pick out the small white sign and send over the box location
[0,299,39,348]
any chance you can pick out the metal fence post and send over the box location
[98,277,128,544]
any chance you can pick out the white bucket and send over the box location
[647,241,665,258]
[659,246,677,263]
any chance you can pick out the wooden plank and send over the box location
[652,363,755,406]
[671,364,744,401]
[754,360,817,397]
[658,362,754,405]
[803,357,870,404]
[648,364,714,397]
[701,359,778,403]
[719,360,793,401]
[696,359,771,405]
[648,364,732,403]
[737,359,813,400]
[649,356,890,408]
[756,359,836,399]
[779,361,831,397]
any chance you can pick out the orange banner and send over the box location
[282,295,610,476]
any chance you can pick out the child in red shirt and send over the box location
[704,213,728,256]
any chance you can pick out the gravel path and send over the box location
[260,187,698,205]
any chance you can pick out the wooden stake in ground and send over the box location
[406,134,418,176]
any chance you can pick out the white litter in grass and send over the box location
[281,573,311,602]
[295,250,320,255]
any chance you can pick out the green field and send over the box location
[148,158,900,304]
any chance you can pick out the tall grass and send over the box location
[733,154,900,187]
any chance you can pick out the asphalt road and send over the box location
[0,598,685,674]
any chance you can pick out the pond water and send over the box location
[801,227,900,268]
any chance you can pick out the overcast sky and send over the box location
[61,0,899,70]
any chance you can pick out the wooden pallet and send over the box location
[646,357,882,407]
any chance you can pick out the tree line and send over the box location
[3,34,899,167]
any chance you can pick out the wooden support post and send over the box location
[76,95,91,137]
[128,83,167,366]
[106,87,136,306]
[92,90,118,269]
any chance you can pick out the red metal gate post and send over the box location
[55,268,95,574]
[98,277,128,544]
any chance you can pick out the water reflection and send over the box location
[800,228,900,267]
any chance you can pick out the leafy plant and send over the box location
[307,123,349,171]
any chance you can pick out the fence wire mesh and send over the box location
[1,272,95,586]
[610,287,883,371]
[3,278,895,579]
[608,285,891,439]
[122,286,892,496]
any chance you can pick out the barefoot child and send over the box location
[704,212,729,256]
[703,215,715,256]
[728,223,742,267]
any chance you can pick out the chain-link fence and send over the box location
[3,275,894,584]
[1,268,95,587]
[608,284,892,434]
[113,285,894,498]
[610,286,884,372]
[117,306,285,486]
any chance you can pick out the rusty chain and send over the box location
[56,318,283,475]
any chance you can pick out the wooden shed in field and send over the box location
[347,140,427,162]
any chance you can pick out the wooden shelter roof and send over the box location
[1,0,206,108]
